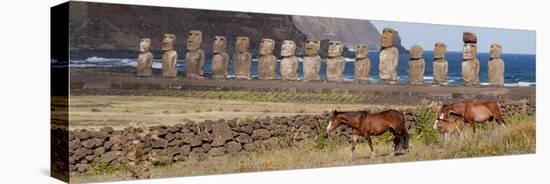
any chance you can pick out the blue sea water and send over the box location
[68,51,536,86]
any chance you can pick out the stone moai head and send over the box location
[259,38,275,55]
[213,36,227,53]
[434,42,447,59]
[328,41,343,57]
[186,30,202,51]
[355,44,369,59]
[139,38,151,53]
[236,36,250,53]
[281,40,297,57]
[162,33,176,51]
[304,37,320,56]
[410,45,423,59]
[381,28,396,49]
[463,32,478,60]
[490,43,502,59]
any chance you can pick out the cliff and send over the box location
[68,1,406,59]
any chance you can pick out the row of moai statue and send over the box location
[137,29,505,85]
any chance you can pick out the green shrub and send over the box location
[87,162,121,175]
[414,103,440,145]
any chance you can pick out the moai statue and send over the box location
[258,38,277,80]
[211,36,230,80]
[303,37,321,81]
[326,41,346,82]
[233,36,252,80]
[488,43,505,86]
[184,30,205,79]
[432,42,448,84]
[379,28,399,84]
[161,33,178,78]
[137,38,153,77]
[354,44,371,82]
[462,32,480,85]
[408,45,425,85]
[280,40,299,80]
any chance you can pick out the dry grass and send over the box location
[68,95,414,130]
[70,113,535,183]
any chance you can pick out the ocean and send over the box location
[67,51,536,86]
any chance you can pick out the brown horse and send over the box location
[439,100,506,133]
[326,109,409,157]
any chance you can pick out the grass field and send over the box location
[70,108,535,183]
[68,94,415,130]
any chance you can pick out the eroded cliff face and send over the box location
[68,1,405,59]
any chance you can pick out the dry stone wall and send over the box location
[66,100,534,173]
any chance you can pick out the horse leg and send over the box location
[366,136,375,158]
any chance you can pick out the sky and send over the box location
[371,20,536,55]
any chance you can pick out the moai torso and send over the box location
[303,38,321,81]
[407,45,425,85]
[488,43,505,86]
[354,44,371,82]
[161,34,178,78]
[379,28,399,83]
[432,42,448,84]
[462,32,480,85]
[233,36,252,80]
[280,40,298,80]
[326,41,345,82]
[137,38,153,77]
[184,30,205,79]
[211,36,230,79]
[258,38,277,80]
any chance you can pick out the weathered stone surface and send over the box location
[408,45,425,85]
[100,151,123,163]
[326,41,345,82]
[258,38,277,80]
[81,139,96,149]
[185,30,205,79]
[433,42,448,84]
[182,132,195,144]
[462,59,480,85]
[381,28,396,48]
[73,148,92,161]
[462,33,479,85]
[208,147,226,157]
[280,40,298,80]
[169,139,183,147]
[488,43,505,86]
[190,137,202,147]
[234,36,252,80]
[239,125,253,135]
[76,163,89,173]
[235,133,252,144]
[355,44,371,81]
[463,32,477,43]
[211,121,233,146]
[179,145,191,156]
[74,130,91,140]
[69,138,81,150]
[379,47,399,83]
[151,139,168,149]
[94,147,106,157]
[251,129,271,140]
[165,133,176,142]
[161,33,178,78]
[303,55,321,81]
[243,143,256,151]
[303,37,321,81]
[137,38,153,77]
[201,143,212,152]
[212,36,229,80]
[225,141,242,153]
